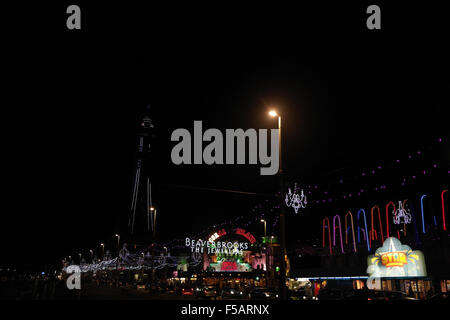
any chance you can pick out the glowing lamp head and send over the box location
[268,110,278,117]
[150,207,155,211]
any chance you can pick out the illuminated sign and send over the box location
[185,238,249,255]
[221,261,238,271]
[208,229,227,242]
[381,252,407,267]
[367,237,427,278]
[235,228,256,244]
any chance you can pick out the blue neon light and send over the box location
[420,194,427,233]
[357,209,370,251]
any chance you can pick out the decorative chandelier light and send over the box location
[285,183,307,214]
[393,200,412,224]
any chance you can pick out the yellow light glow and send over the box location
[268,110,278,117]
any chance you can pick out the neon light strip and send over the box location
[345,211,357,252]
[357,209,370,251]
[307,276,369,280]
[333,215,344,254]
[370,205,384,245]
[420,194,427,233]
[322,217,332,255]
[442,190,448,231]
[385,201,396,238]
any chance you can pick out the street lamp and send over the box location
[163,246,168,256]
[150,207,157,239]
[100,243,104,260]
[115,234,120,256]
[268,110,282,174]
[268,109,286,300]
[260,219,267,237]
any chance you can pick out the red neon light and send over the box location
[370,205,384,245]
[344,211,357,252]
[218,229,227,237]
[221,261,238,271]
[235,228,256,244]
[442,190,448,231]
[385,201,396,238]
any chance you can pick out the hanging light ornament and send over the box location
[393,200,412,224]
[285,183,307,214]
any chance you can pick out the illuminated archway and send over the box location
[344,211,357,253]
[442,189,448,231]
[420,194,427,234]
[357,209,370,251]
[370,205,384,245]
[333,215,344,254]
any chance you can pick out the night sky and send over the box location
[1,2,448,272]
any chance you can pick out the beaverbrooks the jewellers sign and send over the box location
[185,238,249,255]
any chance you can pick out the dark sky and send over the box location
[1,2,448,271]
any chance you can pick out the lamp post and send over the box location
[269,110,287,300]
[261,219,268,285]
[115,234,120,256]
[150,206,157,291]
[89,250,93,262]
[150,207,157,240]
[100,243,104,260]
[261,219,267,238]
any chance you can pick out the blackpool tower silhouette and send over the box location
[128,105,156,237]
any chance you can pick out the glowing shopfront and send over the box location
[366,237,433,298]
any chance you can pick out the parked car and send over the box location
[181,287,194,296]
[319,288,416,301]
[203,286,219,298]
[289,289,313,300]
[221,287,244,299]
[195,285,205,297]
[426,293,449,301]
[135,281,146,291]
[249,287,279,300]
[317,288,345,300]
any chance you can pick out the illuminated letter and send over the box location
[66,5,81,30]
[66,265,81,289]
[225,128,257,165]
[258,129,279,176]
[171,128,191,164]
[203,128,223,164]
[366,5,381,30]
